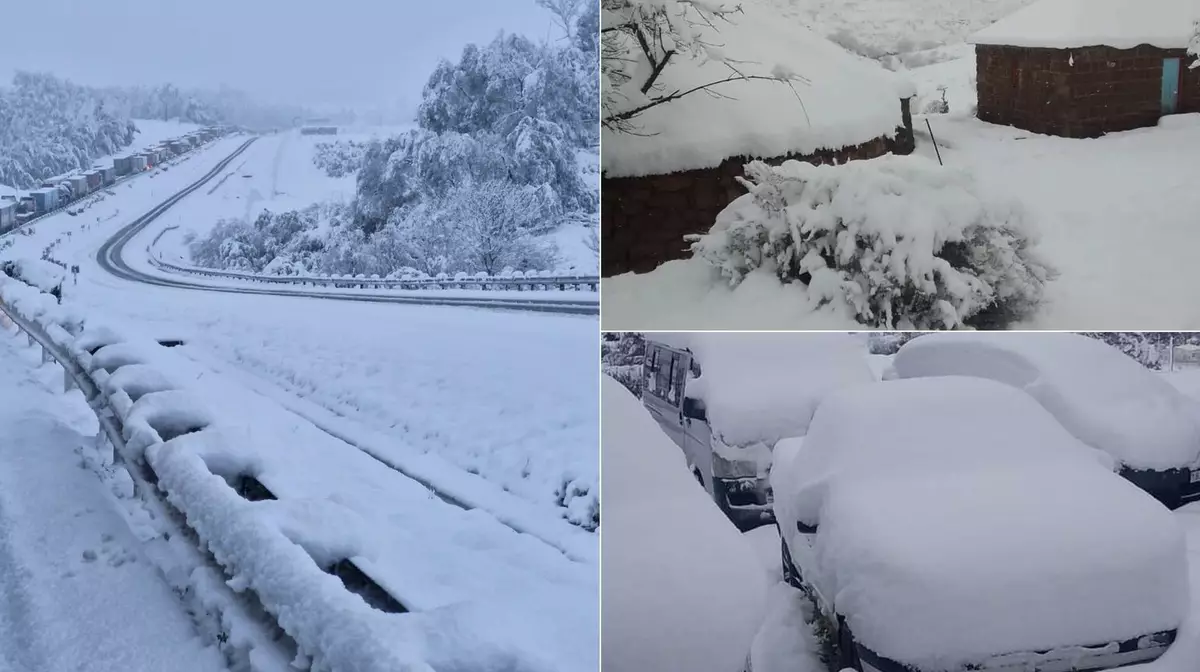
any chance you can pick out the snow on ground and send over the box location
[0,327,226,672]
[77,324,597,671]
[151,130,356,260]
[603,107,1200,330]
[602,377,766,672]
[2,134,599,527]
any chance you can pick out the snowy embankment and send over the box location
[0,273,597,672]
[2,133,600,527]
[0,324,229,672]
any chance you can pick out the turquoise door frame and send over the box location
[1162,57,1181,114]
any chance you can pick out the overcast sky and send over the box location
[0,0,559,111]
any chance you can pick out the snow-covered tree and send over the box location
[602,332,646,396]
[690,156,1056,330]
[0,72,136,188]
[442,179,559,274]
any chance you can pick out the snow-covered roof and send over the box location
[893,332,1200,469]
[602,0,914,178]
[970,0,1200,49]
[601,377,766,672]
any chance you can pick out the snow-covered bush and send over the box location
[690,156,1056,329]
[312,140,367,178]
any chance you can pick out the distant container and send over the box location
[84,170,101,189]
[113,156,132,176]
[69,175,89,196]
[99,166,115,184]
[31,188,58,213]
[131,155,148,172]
[0,201,15,231]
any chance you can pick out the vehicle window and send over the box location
[655,353,673,402]
[644,347,658,393]
[668,356,686,405]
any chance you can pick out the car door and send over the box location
[679,358,716,494]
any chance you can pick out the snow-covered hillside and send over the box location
[0,72,136,189]
[186,11,600,279]
[776,0,1035,58]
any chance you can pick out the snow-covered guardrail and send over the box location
[0,276,421,672]
[148,255,601,292]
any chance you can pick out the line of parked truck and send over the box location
[0,126,230,235]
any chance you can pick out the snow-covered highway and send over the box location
[0,130,599,671]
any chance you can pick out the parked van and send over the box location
[641,334,875,531]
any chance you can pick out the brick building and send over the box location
[602,4,916,277]
[971,0,1200,138]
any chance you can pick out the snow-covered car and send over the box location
[771,376,1187,672]
[602,377,767,672]
[893,332,1200,508]
[641,333,875,531]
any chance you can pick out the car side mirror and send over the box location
[682,396,706,421]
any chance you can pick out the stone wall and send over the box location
[601,135,895,277]
[977,44,1198,138]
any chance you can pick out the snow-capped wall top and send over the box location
[602,0,913,178]
[970,0,1200,49]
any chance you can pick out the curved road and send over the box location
[96,137,599,316]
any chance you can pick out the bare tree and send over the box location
[601,0,807,133]
[537,0,586,39]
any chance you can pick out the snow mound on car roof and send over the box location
[893,332,1200,469]
[772,375,1115,529]
[771,376,1187,667]
[601,377,766,672]
[819,463,1187,667]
